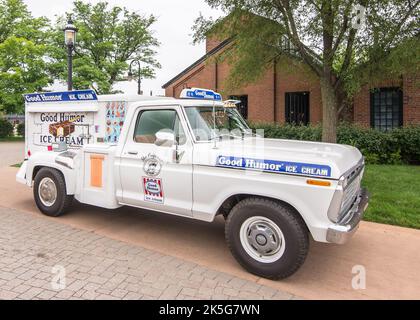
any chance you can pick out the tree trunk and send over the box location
[320,77,338,143]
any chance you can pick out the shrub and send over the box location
[390,126,420,164]
[0,118,13,138]
[249,122,420,165]
[17,122,25,137]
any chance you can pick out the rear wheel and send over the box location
[33,168,73,217]
[225,197,309,280]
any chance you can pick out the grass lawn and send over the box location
[0,136,24,142]
[362,165,420,229]
[10,163,22,168]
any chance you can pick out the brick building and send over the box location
[163,38,419,130]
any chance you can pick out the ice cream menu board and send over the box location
[105,101,127,143]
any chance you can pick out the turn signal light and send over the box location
[47,145,53,151]
[306,179,331,187]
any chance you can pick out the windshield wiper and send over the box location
[209,133,240,141]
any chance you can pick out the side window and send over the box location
[134,109,186,145]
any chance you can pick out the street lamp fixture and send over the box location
[128,59,143,95]
[63,17,78,91]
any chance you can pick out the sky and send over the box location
[23,0,223,96]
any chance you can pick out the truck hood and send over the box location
[194,138,363,180]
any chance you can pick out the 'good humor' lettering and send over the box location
[216,156,331,178]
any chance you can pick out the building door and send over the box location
[371,87,403,131]
[285,92,310,125]
[229,95,248,119]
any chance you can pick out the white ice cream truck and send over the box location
[16,88,368,279]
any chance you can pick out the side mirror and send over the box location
[155,130,176,147]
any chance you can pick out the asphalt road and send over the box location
[0,142,24,167]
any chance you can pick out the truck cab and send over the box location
[17,88,368,280]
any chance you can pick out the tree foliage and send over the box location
[194,0,420,142]
[0,0,51,114]
[49,1,160,94]
[0,0,161,114]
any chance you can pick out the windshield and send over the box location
[184,106,251,141]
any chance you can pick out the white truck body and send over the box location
[17,88,369,279]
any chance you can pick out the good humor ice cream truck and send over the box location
[17,88,368,279]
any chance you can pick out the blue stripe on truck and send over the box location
[216,156,332,178]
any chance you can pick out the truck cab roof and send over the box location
[98,94,175,103]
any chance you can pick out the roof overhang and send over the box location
[162,38,233,89]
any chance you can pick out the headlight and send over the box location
[327,184,344,223]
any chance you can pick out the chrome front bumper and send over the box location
[326,189,369,244]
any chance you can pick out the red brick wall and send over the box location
[165,63,216,99]
[216,59,276,122]
[403,74,420,125]
[275,65,322,124]
[206,37,223,53]
[165,58,323,124]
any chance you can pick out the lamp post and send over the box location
[63,18,78,91]
[128,59,142,95]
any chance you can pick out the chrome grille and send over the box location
[341,176,360,214]
[339,160,365,217]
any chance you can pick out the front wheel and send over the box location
[225,197,309,280]
[33,167,73,217]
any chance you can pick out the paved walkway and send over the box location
[0,141,24,167]
[0,207,296,300]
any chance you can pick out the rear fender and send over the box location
[25,152,77,195]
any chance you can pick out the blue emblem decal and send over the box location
[24,90,98,103]
[216,156,332,178]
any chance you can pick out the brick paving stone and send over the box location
[0,290,19,299]
[159,284,182,300]
[223,287,239,297]
[110,289,128,299]
[18,287,43,299]
[36,290,57,300]
[55,289,74,299]
[0,207,299,300]
[123,292,143,300]
[12,284,31,294]
[180,287,198,297]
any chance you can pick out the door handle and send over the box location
[127,151,138,155]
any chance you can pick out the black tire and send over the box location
[225,197,309,280]
[33,167,73,217]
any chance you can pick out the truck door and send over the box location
[119,106,193,217]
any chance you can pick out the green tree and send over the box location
[49,1,160,94]
[0,0,51,114]
[194,0,420,142]
[0,37,51,114]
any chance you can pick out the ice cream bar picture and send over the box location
[49,121,76,137]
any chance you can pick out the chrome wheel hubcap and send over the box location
[38,177,57,207]
[240,216,285,263]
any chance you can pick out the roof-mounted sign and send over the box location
[24,90,98,103]
[180,88,222,101]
